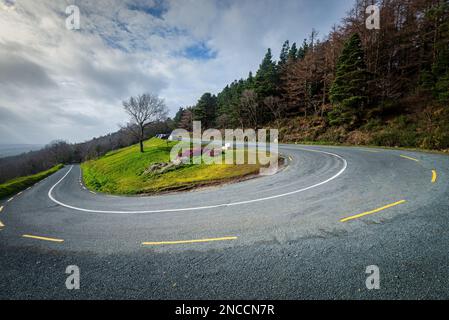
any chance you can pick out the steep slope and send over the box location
[81,138,261,195]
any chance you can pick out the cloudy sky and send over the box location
[0,0,353,144]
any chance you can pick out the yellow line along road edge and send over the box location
[22,234,64,243]
[432,170,437,183]
[0,206,4,228]
[142,236,238,246]
[400,155,419,162]
[340,200,406,223]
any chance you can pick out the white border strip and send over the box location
[48,148,347,214]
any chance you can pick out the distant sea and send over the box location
[0,144,44,158]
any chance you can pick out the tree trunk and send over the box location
[139,139,144,153]
[139,126,144,153]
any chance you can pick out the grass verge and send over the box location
[81,138,266,195]
[286,140,449,156]
[0,164,64,199]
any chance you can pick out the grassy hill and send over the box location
[0,164,63,199]
[81,138,262,195]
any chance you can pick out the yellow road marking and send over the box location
[7,197,13,202]
[0,206,3,212]
[432,170,437,183]
[142,236,238,246]
[340,200,406,223]
[89,191,96,194]
[22,234,64,243]
[0,220,4,228]
[400,155,419,162]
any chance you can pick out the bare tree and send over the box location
[179,107,194,131]
[240,89,259,129]
[122,93,168,153]
[264,96,284,127]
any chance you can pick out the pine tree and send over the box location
[193,93,217,129]
[297,39,309,60]
[288,42,298,61]
[173,107,184,127]
[329,33,368,126]
[246,71,255,89]
[254,48,279,98]
[279,40,290,66]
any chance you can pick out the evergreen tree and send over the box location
[173,107,184,127]
[254,48,279,98]
[193,93,218,129]
[246,71,255,89]
[297,39,309,60]
[329,33,368,126]
[288,42,298,61]
[279,40,290,66]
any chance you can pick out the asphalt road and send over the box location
[1,143,449,299]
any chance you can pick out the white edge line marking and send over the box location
[48,148,348,214]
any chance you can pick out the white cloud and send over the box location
[0,0,353,144]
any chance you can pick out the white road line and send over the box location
[48,148,347,214]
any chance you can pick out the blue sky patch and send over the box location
[127,0,168,19]
[183,42,217,60]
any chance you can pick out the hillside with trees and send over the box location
[0,121,172,184]
[1,0,448,185]
[174,0,449,150]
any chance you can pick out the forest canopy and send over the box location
[174,0,449,148]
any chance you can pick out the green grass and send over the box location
[81,138,263,195]
[0,164,64,199]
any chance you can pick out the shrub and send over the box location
[0,164,63,199]
[371,129,418,147]
[319,126,347,143]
